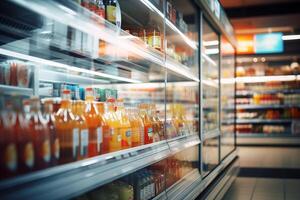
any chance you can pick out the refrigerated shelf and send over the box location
[236,89,300,96]
[0,135,201,200]
[0,84,33,96]
[225,104,300,110]
[235,119,293,124]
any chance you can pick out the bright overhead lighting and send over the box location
[222,75,298,84]
[204,48,219,55]
[203,40,219,46]
[0,48,141,83]
[282,34,300,40]
[236,75,296,83]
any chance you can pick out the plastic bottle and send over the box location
[0,98,18,178]
[84,88,102,157]
[116,99,132,149]
[56,90,78,164]
[128,108,144,147]
[138,104,153,144]
[103,98,122,152]
[29,97,51,170]
[43,99,59,166]
[73,100,89,159]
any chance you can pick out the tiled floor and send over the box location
[222,177,300,200]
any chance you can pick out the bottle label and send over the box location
[73,128,79,158]
[147,127,153,137]
[96,127,102,153]
[106,5,116,23]
[42,139,51,163]
[5,143,17,171]
[80,129,89,156]
[24,142,34,168]
[54,138,60,159]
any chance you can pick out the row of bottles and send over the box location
[0,87,167,179]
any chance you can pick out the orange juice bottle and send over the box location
[56,90,78,164]
[128,107,144,147]
[73,100,89,159]
[16,98,35,173]
[149,104,161,142]
[138,104,153,144]
[103,98,122,152]
[116,99,132,149]
[84,88,102,157]
[96,102,110,154]
[153,109,164,141]
[43,99,59,166]
[29,97,51,170]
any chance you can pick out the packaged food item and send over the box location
[17,62,31,88]
[128,108,144,147]
[106,0,117,24]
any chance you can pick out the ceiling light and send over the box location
[282,34,300,40]
[203,40,219,46]
[253,58,258,63]
[204,48,219,55]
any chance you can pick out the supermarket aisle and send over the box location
[222,177,300,200]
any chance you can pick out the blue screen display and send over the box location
[254,33,283,54]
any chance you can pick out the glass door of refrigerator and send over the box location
[0,0,168,179]
[165,0,200,177]
[201,17,220,135]
[220,36,235,160]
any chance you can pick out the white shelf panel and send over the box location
[0,84,33,96]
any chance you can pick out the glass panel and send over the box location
[73,159,167,200]
[0,0,167,179]
[202,18,220,134]
[220,36,235,160]
[202,136,219,175]
[165,0,199,75]
[165,145,200,189]
[166,0,199,139]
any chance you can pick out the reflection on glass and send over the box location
[202,18,219,133]
[202,136,219,175]
[166,81,199,139]
[220,36,235,160]
[74,159,167,200]
[165,0,199,75]
[74,145,199,200]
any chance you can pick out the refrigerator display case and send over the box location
[233,54,300,145]
[220,36,235,160]
[0,0,237,199]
